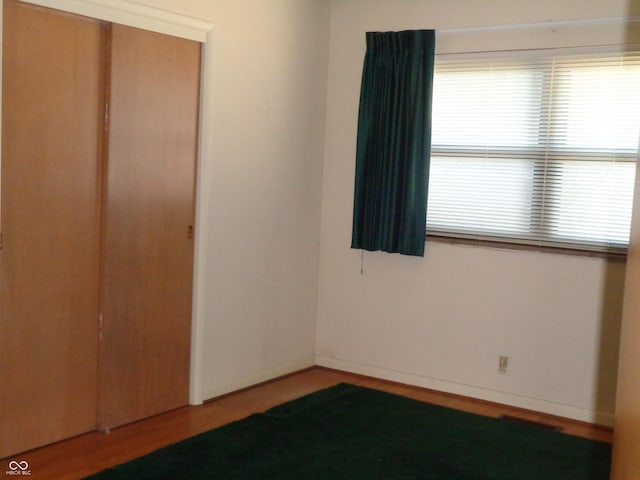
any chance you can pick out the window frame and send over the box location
[425,46,640,256]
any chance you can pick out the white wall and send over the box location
[316,0,634,425]
[127,0,632,425]
[133,0,331,399]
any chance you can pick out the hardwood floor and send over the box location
[1,367,613,479]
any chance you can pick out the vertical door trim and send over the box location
[0,0,213,405]
[190,38,214,406]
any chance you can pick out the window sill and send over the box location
[425,234,627,262]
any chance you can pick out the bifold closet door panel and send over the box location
[100,24,200,429]
[0,0,104,457]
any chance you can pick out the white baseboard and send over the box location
[202,359,315,401]
[315,355,614,427]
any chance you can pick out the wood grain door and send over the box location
[0,0,105,457]
[99,24,200,429]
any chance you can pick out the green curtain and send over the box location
[351,30,435,257]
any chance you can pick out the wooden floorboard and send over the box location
[1,367,613,479]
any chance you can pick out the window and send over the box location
[426,48,640,253]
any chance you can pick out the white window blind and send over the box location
[426,47,640,253]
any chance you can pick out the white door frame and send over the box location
[0,0,214,405]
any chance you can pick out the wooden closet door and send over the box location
[100,24,200,429]
[0,0,105,457]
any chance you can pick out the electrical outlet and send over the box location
[499,356,509,374]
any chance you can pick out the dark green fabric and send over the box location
[86,383,611,480]
[351,30,435,257]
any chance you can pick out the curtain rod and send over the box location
[435,16,640,35]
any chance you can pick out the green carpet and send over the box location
[86,383,612,479]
